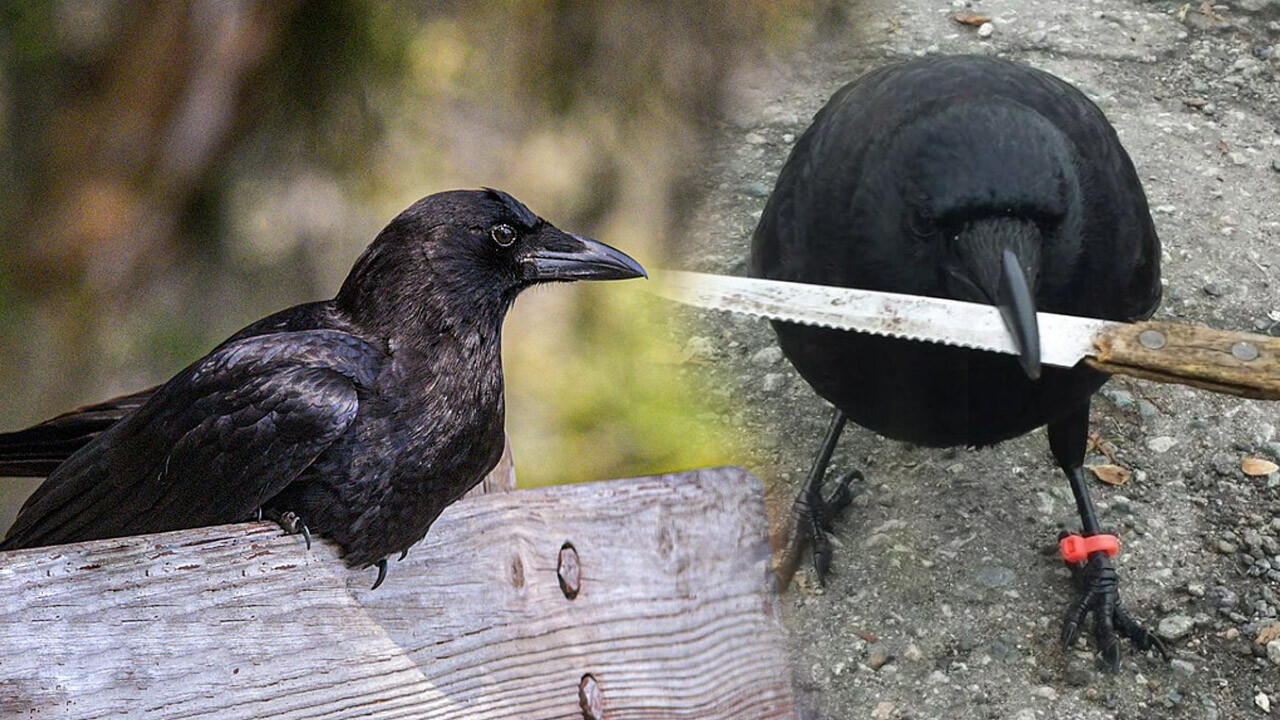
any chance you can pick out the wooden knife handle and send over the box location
[1084,320,1280,400]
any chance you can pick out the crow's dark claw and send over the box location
[398,549,409,561]
[372,558,389,590]
[782,469,862,586]
[1061,549,1164,671]
[274,511,312,550]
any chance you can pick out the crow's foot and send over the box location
[372,558,389,590]
[1060,536,1168,671]
[272,510,312,550]
[779,470,860,587]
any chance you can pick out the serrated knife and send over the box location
[652,270,1280,401]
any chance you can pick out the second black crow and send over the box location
[750,56,1164,668]
[0,189,645,589]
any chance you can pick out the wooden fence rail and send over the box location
[0,467,797,719]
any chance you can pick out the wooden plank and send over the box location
[0,467,795,720]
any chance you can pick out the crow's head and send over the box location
[336,189,645,336]
[867,99,1087,381]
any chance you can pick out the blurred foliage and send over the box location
[0,0,814,523]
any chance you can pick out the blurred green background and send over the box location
[0,0,815,530]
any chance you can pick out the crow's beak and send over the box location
[997,248,1041,380]
[524,230,647,282]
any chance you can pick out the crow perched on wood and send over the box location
[750,56,1165,668]
[0,189,645,588]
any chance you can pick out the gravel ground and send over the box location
[674,1,1280,718]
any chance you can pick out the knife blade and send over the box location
[652,270,1280,401]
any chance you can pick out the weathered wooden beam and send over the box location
[0,467,795,719]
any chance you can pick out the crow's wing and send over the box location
[2,330,381,550]
[0,387,157,477]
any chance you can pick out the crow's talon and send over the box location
[398,549,409,561]
[1062,551,1164,671]
[372,558,389,590]
[275,511,312,550]
[782,469,860,586]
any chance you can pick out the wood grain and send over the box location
[1088,320,1280,400]
[0,467,796,720]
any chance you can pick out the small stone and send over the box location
[904,643,923,662]
[1102,387,1135,410]
[1268,640,1280,666]
[1186,582,1206,597]
[1147,436,1178,453]
[1066,667,1091,686]
[750,346,784,367]
[681,336,717,362]
[1157,614,1195,641]
[1216,540,1240,554]
[1170,658,1196,676]
[739,182,771,198]
[1203,281,1225,296]
[871,702,895,720]
[868,646,894,670]
[975,565,1016,588]
[977,22,995,38]
[1256,693,1271,714]
[1034,685,1058,700]
[762,373,788,393]
[1137,400,1159,421]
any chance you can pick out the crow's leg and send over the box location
[777,408,859,590]
[266,509,312,550]
[1049,400,1167,670]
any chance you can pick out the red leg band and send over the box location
[1059,533,1120,564]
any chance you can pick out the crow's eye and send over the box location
[490,224,517,247]
[908,207,935,238]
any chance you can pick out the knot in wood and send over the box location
[557,542,581,600]
[578,673,604,720]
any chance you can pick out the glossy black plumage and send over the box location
[751,56,1165,668]
[1,189,645,573]
[752,55,1160,446]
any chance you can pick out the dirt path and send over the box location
[677,1,1280,718]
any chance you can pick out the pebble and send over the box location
[868,646,894,670]
[1137,400,1159,421]
[904,643,923,662]
[750,346,784,367]
[682,336,717,362]
[1256,693,1271,714]
[1157,614,1195,641]
[739,182,771,198]
[1147,436,1179,453]
[1101,387,1135,410]
[1216,539,1240,554]
[762,373,788,393]
[1033,685,1058,700]
[975,565,1016,589]
[1170,658,1196,676]
[1065,667,1091,686]
[1269,639,1280,666]
[977,22,995,38]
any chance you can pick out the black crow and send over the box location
[750,56,1164,668]
[0,189,645,589]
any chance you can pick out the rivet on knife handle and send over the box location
[1085,321,1280,401]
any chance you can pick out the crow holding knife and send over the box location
[751,55,1165,668]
